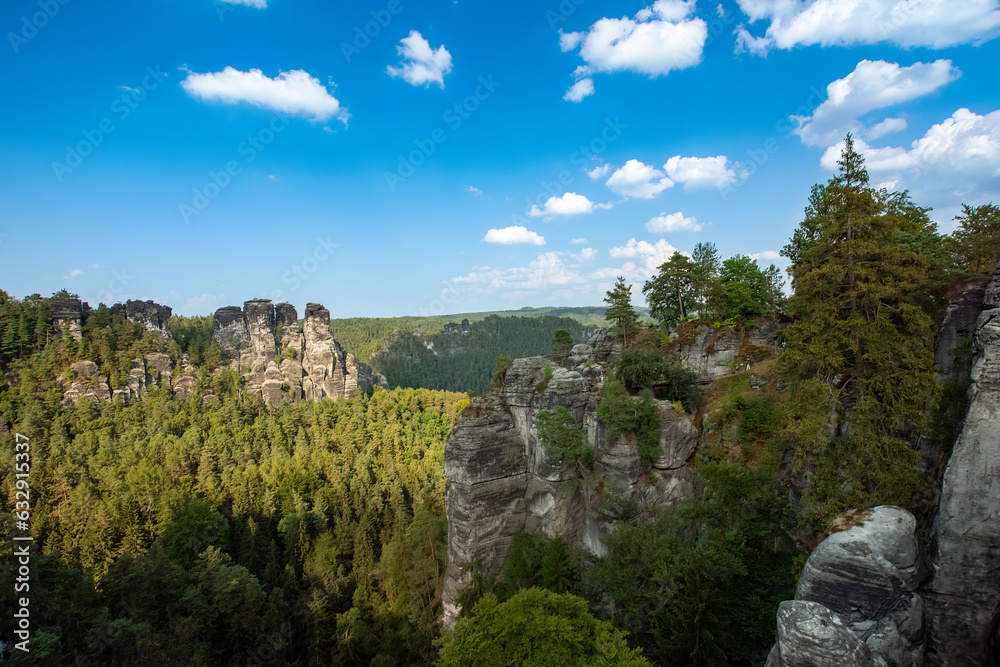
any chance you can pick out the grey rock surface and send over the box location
[766,506,923,667]
[925,264,1000,665]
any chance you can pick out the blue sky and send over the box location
[2,0,1000,317]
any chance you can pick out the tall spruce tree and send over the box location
[781,134,941,526]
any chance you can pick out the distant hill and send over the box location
[372,314,597,395]
[330,306,651,364]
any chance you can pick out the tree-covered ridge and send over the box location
[373,314,596,395]
[1,353,468,665]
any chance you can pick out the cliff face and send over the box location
[213,300,377,405]
[440,322,785,627]
[924,264,1000,665]
[441,334,703,627]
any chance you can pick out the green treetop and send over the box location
[604,276,641,346]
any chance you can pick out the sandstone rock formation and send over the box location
[212,300,374,406]
[441,352,699,627]
[765,506,923,667]
[669,319,785,379]
[110,299,172,340]
[933,276,988,382]
[924,263,1000,665]
[56,298,373,408]
[50,298,89,342]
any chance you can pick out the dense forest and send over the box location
[0,305,468,665]
[372,314,595,395]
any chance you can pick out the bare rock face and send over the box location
[766,601,875,667]
[670,320,785,379]
[934,277,989,383]
[766,506,923,667]
[209,300,373,405]
[925,263,1000,665]
[51,298,86,342]
[441,353,700,627]
[110,300,172,340]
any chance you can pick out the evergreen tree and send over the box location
[691,242,722,314]
[604,277,641,346]
[643,252,696,331]
[552,329,574,358]
[951,202,1000,274]
[781,134,940,525]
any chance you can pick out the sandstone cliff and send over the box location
[924,263,1000,665]
[765,507,924,667]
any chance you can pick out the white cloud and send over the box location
[570,237,589,244]
[794,59,960,146]
[387,30,453,88]
[820,108,1000,211]
[560,0,707,97]
[482,226,546,245]
[579,247,598,260]
[219,0,267,7]
[736,0,1000,53]
[63,269,82,281]
[605,159,674,198]
[749,250,781,262]
[645,211,703,232]
[466,185,483,196]
[587,164,610,180]
[181,67,347,123]
[528,192,612,219]
[564,77,595,102]
[664,155,737,190]
[183,293,227,315]
[867,117,907,140]
[606,238,683,282]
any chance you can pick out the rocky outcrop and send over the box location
[933,277,988,382]
[766,506,924,667]
[669,319,785,379]
[110,300,172,340]
[212,300,373,406]
[50,298,89,342]
[924,264,1000,666]
[442,352,699,627]
[56,298,372,408]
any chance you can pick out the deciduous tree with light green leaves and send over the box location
[437,587,651,666]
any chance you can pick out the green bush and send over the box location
[536,405,592,470]
[615,349,702,413]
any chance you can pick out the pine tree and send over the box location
[604,276,640,346]
[781,134,940,525]
[643,252,696,330]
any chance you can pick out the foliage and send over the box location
[779,134,942,527]
[553,328,575,357]
[0,353,468,666]
[491,354,513,389]
[604,277,641,346]
[643,251,697,331]
[597,374,662,468]
[585,455,797,666]
[950,202,1000,275]
[375,315,593,395]
[615,349,702,412]
[535,405,592,470]
[438,587,651,666]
